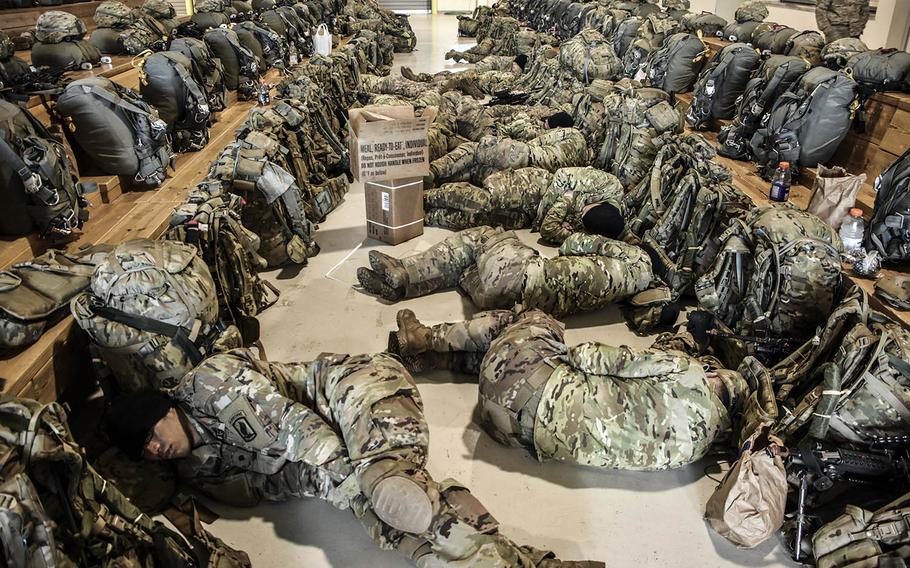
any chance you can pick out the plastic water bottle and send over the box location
[839,208,866,253]
[769,161,791,202]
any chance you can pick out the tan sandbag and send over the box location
[705,431,787,548]
[806,165,867,230]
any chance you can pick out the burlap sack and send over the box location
[807,165,867,230]
[705,431,787,548]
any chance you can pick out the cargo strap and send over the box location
[91,305,205,366]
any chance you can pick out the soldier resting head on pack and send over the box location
[581,200,624,239]
[106,349,601,567]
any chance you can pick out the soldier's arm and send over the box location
[539,194,578,244]
[567,342,691,379]
[557,232,644,258]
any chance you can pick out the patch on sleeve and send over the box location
[218,395,277,450]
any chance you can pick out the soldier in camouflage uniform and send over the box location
[425,166,625,245]
[428,127,589,187]
[387,307,745,471]
[357,228,652,317]
[815,0,870,42]
[397,53,527,96]
[106,349,599,568]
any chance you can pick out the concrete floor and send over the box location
[206,14,796,567]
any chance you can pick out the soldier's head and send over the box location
[545,111,574,129]
[106,392,194,461]
[512,54,528,73]
[581,202,625,239]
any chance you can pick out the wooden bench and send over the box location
[0,68,279,401]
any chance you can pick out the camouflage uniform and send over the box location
[429,128,589,187]
[401,68,519,96]
[815,0,870,41]
[371,227,652,316]
[170,349,591,567]
[409,309,731,470]
[425,166,624,245]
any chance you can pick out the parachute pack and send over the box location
[169,36,228,112]
[31,11,102,70]
[55,76,173,187]
[0,100,91,238]
[865,147,910,262]
[203,27,259,100]
[640,32,709,94]
[139,51,212,152]
[687,42,760,129]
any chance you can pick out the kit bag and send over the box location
[169,36,228,111]
[806,165,867,230]
[687,42,760,128]
[56,76,173,187]
[560,28,621,83]
[31,11,101,70]
[752,24,797,54]
[641,32,709,94]
[204,27,258,98]
[0,100,90,238]
[721,20,762,43]
[236,21,286,69]
[785,30,825,67]
[611,16,641,57]
[681,11,727,37]
[717,55,811,160]
[71,238,243,394]
[0,32,31,87]
[865,147,910,262]
[847,48,910,93]
[233,25,266,72]
[139,51,212,152]
[167,186,279,333]
[0,247,109,348]
[813,493,910,568]
[822,38,868,71]
[750,67,857,177]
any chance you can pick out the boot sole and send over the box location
[357,268,402,301]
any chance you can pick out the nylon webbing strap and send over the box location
[92,305,204,366]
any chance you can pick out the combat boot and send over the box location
[361,459,434,535]
[400,66,432,82]
[440,76,485,100]
[357,268,404,301]
[369,250,409,289]
[396,309,432,356]
[388,332,452,373]
[444,49,459,60]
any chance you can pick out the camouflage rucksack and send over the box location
[696,206,843,345]
[34,11,87,44]
[821,38,868,70]
[559,28,620,83]
[196,0,225,12]
[0,397,252,568]
[208,140,319,267]
[813,493,910,568]
[119,16,169,54]
[785,30,825,67]
[71,238,243,394]
[94,0,136,29]
[143,0,177,20]
[734,0,768,24]
[167,185,278,339]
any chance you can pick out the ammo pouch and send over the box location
[0,247,108,348]
[813,494,910,568]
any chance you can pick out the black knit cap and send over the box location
[513,54,528,70]
[581,203,624,239]
[546,111,574,128]
[106,392,173,460]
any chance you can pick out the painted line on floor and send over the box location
[325,240,365,285]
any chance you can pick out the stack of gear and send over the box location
[680,11,728,37]
[696,206,843,367]
[722,0,768,43]
[31,11,102,70]
[204,27,259,100]
[256,1,309,59]
[0,100,90,239]
[339,0,417,52]
[90,0,168,55]
[749,67,858,178]
[142,0,180,35]
[620,13,680,78]
[0,31,30,87]
[593,83,683,189]
[71,238,243,394]
[55,76,173,187]
[138,51,212,152]
[207,140,319,268]
[686,42,761,129]
[622,134,753,315]
[0,246,110,349]
[717,55,813,161]
[167,183,278,338]
[169,36,228,112]
[0,398,252,568]
[236,20,287,70]
[192,0,231,29]
[640,32,709,93]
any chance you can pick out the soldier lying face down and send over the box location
[428,127,589,187]
[106,349,601,568]
[424,166,625,244]
[396,53,528,96]
[357,228,664,320]
[388,308,748,471]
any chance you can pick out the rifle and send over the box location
[787,439,910,561]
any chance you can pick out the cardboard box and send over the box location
[348,105,436,181]
[365,177,424,245]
